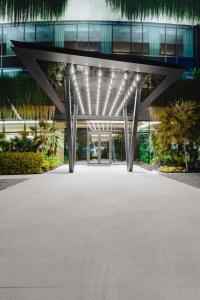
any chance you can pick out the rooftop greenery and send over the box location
[0,0,67,22]
[106,0,200,21]
[0,0,200,23]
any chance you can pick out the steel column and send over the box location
[128,87,142,172]
[64,73,74,173]
[72,103,78,165]
[123,107,129,170]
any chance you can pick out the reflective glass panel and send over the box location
[113,24,131,53]
[77,23,89,50]
[143,24,165,56]
[89,23,112,53]
[132,24,143,54]
[36,24,54,46]
[177,27,193,57]
[55,23,77,49]
[166,26,176,56]
[3,25,24,55]
[25,24,35,42]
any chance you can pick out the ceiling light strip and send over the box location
[102,71,115,116]
[109,72,128,116]
[71,66,85,115]
[115,74,140,116]
[85,68,92,115]
[96,69,102,115]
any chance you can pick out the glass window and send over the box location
[2,56,22,68]
[64,24,77,49]
[77,23,89,51]
[132,24,143,55]
[55,24,64,48]
[25,24,35,42]
[113,24,131,54]
[143,24,165,56]
[36,24,54,46]
[166,26,176,56]
[2,69,23,77]
[177,27,193,57]
[3,25,24,55]
[55,23,78,49]
[89,23,112,53]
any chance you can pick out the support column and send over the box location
[72,103,78,165]
[64,67,77,173]
[128,87,142,172]
[123,107,129,170]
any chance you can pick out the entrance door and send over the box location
[87,132,112,164]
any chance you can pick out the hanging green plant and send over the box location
[0,75,55,120]
[106,0,200,21]
[0,0,68,22]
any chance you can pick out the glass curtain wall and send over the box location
[113,23,131,54]
[143,24,165,57]
[0,21,195,75]
[132,24,143,55]
[89,23,112,53]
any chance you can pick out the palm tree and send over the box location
[153,100,200,171]
[30,121,61,156]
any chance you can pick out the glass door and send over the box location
[87,132,111,164]
[89,133,100,163]
[100,134,111,163]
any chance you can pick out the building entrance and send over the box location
[87,132,112,164]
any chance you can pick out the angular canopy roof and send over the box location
[12,41,183,121]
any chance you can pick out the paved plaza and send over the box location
[0,165,200,300]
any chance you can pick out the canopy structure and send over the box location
[12,41,183,172]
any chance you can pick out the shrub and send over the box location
[0,152,46,175]
[158,166,184,173]
[44,156,62,170]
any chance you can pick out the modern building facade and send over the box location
[0,0,197,170]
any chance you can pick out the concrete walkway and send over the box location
[0,165,200,300]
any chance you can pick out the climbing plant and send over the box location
[1,0,200,23]
[106,0,200,21]
[0,0,68,22]
[0,75,55,120]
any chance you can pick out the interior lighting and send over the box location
[71,69,85,115]
[96,69,102,115]
[136,74,140,81]
[102,72,114,116]
[115,81,137,116]
[85,67,92,115]
[109,73,127,116]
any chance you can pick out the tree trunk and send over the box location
[183,140,188,172]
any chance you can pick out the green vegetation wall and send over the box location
[0,75,55,120]
[106,0,200,21]
[1,0,200,22]
[0,0,68,22]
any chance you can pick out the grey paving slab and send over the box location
[0,165,200,299]
[136,162,200,189]
[0,179,27,191]
[162,172,200,189]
